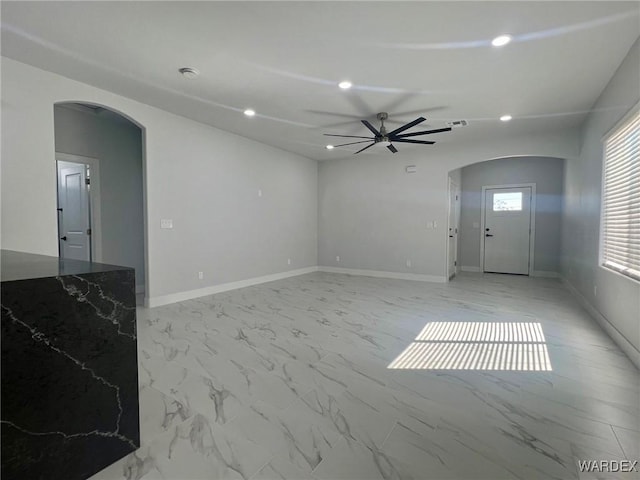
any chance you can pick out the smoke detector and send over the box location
[446,120,468,128]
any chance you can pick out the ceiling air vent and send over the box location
[446,120,468,128]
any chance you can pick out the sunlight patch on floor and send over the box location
[388,322,552,371]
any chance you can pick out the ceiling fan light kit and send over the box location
[324,112,452,154]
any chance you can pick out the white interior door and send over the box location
[448,180,460,279]
[483,187,531,274]
[57,161,91,261]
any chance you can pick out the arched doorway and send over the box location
[54,102,148,302]
[448,155,565,280]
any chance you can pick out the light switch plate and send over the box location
[161,219,173,229]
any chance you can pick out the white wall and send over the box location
[459,156,564,274]
[448,167,462,270]
[448,168,461,187]
[1,58,318,303]
[562,38,640,359]
[54,105,145,290]
[318,131,578,280]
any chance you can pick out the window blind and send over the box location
[601,109,640,281]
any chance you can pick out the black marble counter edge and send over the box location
[1,250,134,283]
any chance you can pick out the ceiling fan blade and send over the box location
[361,120,381,136]
[324,134,375,139]
[387,144,398,153]
[354,142,376,154]
[392,106,448,117]
[394,127,452,139]
[333,140,376,147]
[320,119,367,129]
[394,139,436,145]
[307,110,365,120]
[388,117,426,136]
[344,92,375,120]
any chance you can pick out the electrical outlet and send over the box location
[287,258,291,265]
[406,259,412,268]
[427,221,433,229]
[433,221,437,228]
[336,255,340,262]
[160,219,173,229]
[258,189,262,197]
[198,271,204,280]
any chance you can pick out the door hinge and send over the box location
[87,228,92,235]
[85,178,90,185]
[456,195,459,200]
[454,261,457,266]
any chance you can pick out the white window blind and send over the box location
[601,108,640,281]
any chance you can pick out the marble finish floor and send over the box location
[90,272,639,480]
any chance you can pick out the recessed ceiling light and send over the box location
[338,81,352,90]
[326,145,335,150]
[244,109,256,117]
[500,114,513,122]
[491,35,512,47]
[179,67,199,79]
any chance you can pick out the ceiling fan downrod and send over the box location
[376,112,390,145]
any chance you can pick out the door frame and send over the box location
[446,177,461,280]
[56,152,102,262]
[480,183,536,275]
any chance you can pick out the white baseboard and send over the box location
[459,267,560,278]
[461,266,481,272]
[531,270,561,278]
[146,266,318,308]
[318,266,447,283]
[562,277,640,370]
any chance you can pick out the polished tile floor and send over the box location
[91,272,639,480]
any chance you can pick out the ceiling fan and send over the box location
[324,112,451,154]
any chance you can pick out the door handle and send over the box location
[485,234,494,237]
[60,236,67,241]
[449,235,454,238]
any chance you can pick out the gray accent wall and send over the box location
[459,157,564,274]
[562,38,640,356]
[54,105,145,290]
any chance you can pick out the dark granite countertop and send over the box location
[1,250,132,283]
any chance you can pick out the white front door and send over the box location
[57,161,91,261]
[483,187,532,275]
[448,179,460,279]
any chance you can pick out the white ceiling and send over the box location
[2,1,639,160]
